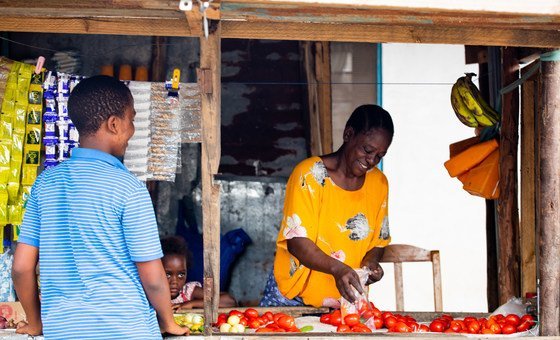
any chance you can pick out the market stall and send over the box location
[0,0,558,338]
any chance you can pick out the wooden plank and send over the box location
[394,262,404,312]
[303,41,332,155]
[431,251,443,312]
[0,14,559,47]
[380,244,432,262]
[220,21,560,48]
[315,41,333,154]
[220,2,560,30]
[519,61,538,298]
[477,59,499,312]
[199,21,222,335]
[0,16,191,36]
[184,2,203,36]
[538,56,560,337]
[496,47,521,305]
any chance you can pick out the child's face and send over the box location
[162,254,187,299]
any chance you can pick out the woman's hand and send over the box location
[361,247,385,285]
[16,320,42,336]
[331,261,364,303]
[362,260,384,285]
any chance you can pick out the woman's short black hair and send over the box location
[68,75,132,137]
[161,236,192,266]
[345,104,394,139]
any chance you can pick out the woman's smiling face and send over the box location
[343,127,392,177]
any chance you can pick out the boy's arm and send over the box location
[12,243,42,335]
[136,260,189,335]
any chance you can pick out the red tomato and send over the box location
[393,321,412,333]
[319,313,331,324]
[441,314,454,322]
[248,319,261,329]
[408,322,419,332]
[229,309,244,318]
[463,316,477,324]
[517,320,532,332]
[244,308,259,319]
[361,310,374,320]
[337,324,351,333]
[273,313,287,324]
[384,316,397,329]
[418,324,430,332]
[505,314,521,327]
[449,320,463,333]
[217,313,228,322]
[485,320,501,334]
[481,328,495,334]
[344,314,360,327]
[444,328,456,333]
[329,311,342,326]
[239,317,248,327]
[372,307,382,318]
[381,311,394,320]
[263,311,274,322]
[429,320,445,333]
[466,320,481,334]
[502,324,517,334]
[272,328,286,332]
[492,314,504,321]
[521,314,535,325]
[277,315,295,331]
[373,316,383,329]
[352,324,371,333]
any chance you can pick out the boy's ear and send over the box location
[106,116,120,135]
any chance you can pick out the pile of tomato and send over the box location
[319,305,536,335]
[427,313,536,334]
[214,308,303,333]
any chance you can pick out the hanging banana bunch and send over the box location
[450,73,500,128]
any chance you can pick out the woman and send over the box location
[260,104,394,308]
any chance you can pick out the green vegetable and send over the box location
[299,325,314,332]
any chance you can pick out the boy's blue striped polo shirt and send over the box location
[19,148,163,340]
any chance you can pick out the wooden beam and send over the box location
[519,61,539,299]
[184,2,203,36]
[200,20,221,335]
[538,55,560,337]
[303,41,332,156]
[496,46,521,305]
[0,16,190,36]
[0,14,559,47]
[220,21,560,48]
[220,2,560,30]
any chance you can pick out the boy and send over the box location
[12,75,188,339]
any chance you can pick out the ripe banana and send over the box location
[450,73,500,128]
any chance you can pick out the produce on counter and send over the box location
[319,308,536,335]
[214,308,310,333]
[173,313,204,333]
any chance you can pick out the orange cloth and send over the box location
[274,157,391,307]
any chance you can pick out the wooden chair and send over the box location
[380,244,443,312]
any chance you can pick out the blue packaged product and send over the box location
[68,122,79,143]
[56,119,69,142]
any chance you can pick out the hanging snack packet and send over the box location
[340,267,376,331]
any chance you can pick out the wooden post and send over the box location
[303,41,333,156]
[199,20,221,334]
[519,61,539,298]
[477,58,500,312]
[497,47,521,304]
[538,55,560,336]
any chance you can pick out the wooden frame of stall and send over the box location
[0,0,559,337]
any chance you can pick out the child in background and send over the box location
[161,236,237,311]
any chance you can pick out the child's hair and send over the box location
[68,75,133,137]
[161,236,192,266]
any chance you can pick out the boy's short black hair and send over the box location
[161,236,192,266]
[68,75,132,137]
[345,104,394,139]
